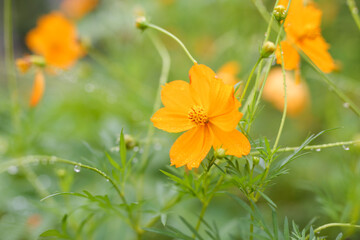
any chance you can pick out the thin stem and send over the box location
[250,139,360,155]
[147,23,197,64]
[0,155,140,234]
[305,223,360,240]
[239,58,262,105]
[194,202,209,234]
[299,51,360,117]
[139,33,170,173]
[4,0,20,131]
[272,41,288,152]
[249,201,255,240]
[347,0,360,31]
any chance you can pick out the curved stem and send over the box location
[250,139,360,155]
[147,23,197,64]
[305,223,360,240]
[139,33,170,173]
[347,0,360,31]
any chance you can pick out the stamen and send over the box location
[188,105,209,125]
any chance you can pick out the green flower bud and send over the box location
[273,5,286,22]
[261,41,276,58]
[253,157,260,166]
[214,148,226,159]
[135,16,148,31]
[124,134,137,150]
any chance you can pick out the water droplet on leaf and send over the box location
[74,165,81,173]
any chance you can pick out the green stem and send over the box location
[298,51,360,117]
[0,155,140,234]
[139,33,170,173]
[305,223,360,240]
[347,0,360,31]
[147,23,197,64]
[272,41,288,152]
[250,139,360,155]
[239,58,262,105]
[194,201,209,234]
[249,201,255,240]
[4,0,20,131]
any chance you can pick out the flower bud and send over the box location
[214,148,226,159]
[31,55,46,68]
[261,41,276,58]
[273,5,286,22]
[124,134,137,150]
[135,16,148,31]
[253,157,260,166]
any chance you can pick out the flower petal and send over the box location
[276,40,300,71]
[30,70,45,107]
[151,108,195,133]
[170,125,212,169]
[299,37,335,73]
[189,64,216,111]
[161,80,193,112]
[211,124,251,158]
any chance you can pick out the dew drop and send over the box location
[74,165,81,173]
[133,146,139,152]
[7,166,18,175]
[315,148,321,152]
[342,145,350,151]
[106,179,109,182]
[343,102,350,108]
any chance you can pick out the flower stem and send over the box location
[251,139,360,155]
[4,0,20,131]
[239,58,262,105]
[139,33,170,173]
[272,41,287,152]
[347,0,360,31]
[305,223,360,240]
[147,23,197,64]
[299,51,360,118]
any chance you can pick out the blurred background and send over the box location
[0,0,359,239]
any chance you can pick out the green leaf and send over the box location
[120,129,127,168]
[39,229,69,239]
[105,152,120,170]
[161,213,167,226]
[258,191,277,209]
[179,216,204,240]
[309,226,315,240]
[143,227,193,240]
[272,210,278,240]
[284,217,289,240]
[335,232,343,240]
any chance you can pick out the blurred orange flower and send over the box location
[61,0,99,20]
[263,67,310,116]
[26,12,84,69]
[151,64,250,169]
[276,0,335,76]
[217,61,241,86]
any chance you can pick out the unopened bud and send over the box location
[253,157,260,166]
[124,134,137,150]
[31,55,46,68]
[214,148,226,159]
[135,16,148,31]
[273,5,286,22]
[261,41,276,58]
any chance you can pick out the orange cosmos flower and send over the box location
[26,12,84,69]
[276,0,336,76]
[217,61,241,86]
[61,0,99,20]
[263,67,310,116]
[151,64,251,169]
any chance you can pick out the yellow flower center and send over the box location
[188,105,209,125]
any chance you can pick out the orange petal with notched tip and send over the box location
[189,64,216,111]
[276,40,300,71]
[211,124,251,158]
[170,125,213,169]
[151,108,195,133]
[30,70,45,107]
[161,80,193,112]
